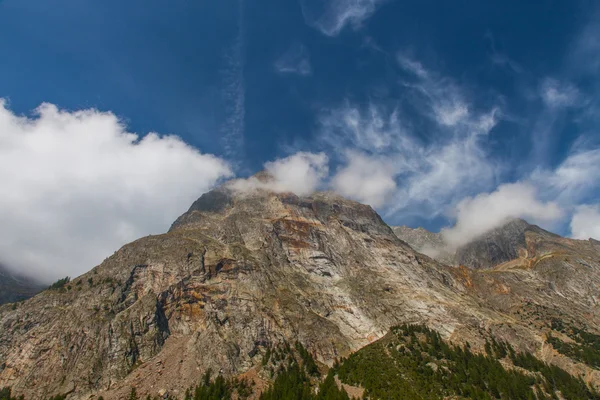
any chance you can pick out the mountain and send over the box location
[391,226,454,265]
[2,181,600,399]
[0,264,43,305]
[454,219,561,269]
[392,219,561,269]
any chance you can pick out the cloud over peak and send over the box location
[232,152,329,196]
[441,182,562,249]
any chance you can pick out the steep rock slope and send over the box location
[454,219,559,269]
[392,219,559,270]
[1,185,600,399]
[391,226,454,265]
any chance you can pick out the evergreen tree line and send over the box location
[335,324,599,400]
[3,323,600,399]
[547,319,600,369]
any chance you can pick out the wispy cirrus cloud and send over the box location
[220,0,246,159]
[540,78,582,108]
[274,43,312,76]
[300,0,386,36]
[316,56,501,217]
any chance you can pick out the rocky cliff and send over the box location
[2,182,600,399]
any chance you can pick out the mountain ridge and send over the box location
[0,264,44,305]
[2,184,600,399]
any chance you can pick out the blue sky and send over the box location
[1,0,600,279]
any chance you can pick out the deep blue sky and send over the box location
[1,0,599,234]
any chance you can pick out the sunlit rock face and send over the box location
[2,183,600,399]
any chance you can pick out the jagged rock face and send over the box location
[0,264,43,305]
[391,226,455,265]
[454,219,559,269]
[1,186,600,399]
[391,226,444,252]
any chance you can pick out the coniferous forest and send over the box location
[2,324,599,400]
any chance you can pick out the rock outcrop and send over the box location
[391,226,454,265]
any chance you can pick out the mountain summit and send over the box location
[393,219,562,269]
[2,185,600,399]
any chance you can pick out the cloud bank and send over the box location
[0,100,232,282]
[570,205,600,240]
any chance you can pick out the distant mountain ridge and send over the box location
[392,219,560,269]
[0,264,44,305]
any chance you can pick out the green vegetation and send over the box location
[47,277,70,291]
[295,341,320,376]
[0,387,65,400]
[336,324,599,400]
[259,358,351,400]
[3,324,600,400]
[182,369,248,400]
[548,319,600,369]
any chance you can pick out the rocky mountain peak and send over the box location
[454,218,557,269]
[392,218,560,269]
[3,190,600,399]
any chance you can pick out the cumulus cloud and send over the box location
[232,152,328,196]
[570,205,600,240]
[300,0,386,36]
[540,78,581,108]
[441,183,563,249]
[0,100,232,282]
[331,151,396,207]
[274,43,312,76]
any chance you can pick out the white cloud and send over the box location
[396,55,428,78]
[318,93,499,219]
[397,54,474,128]
[434,104,469,127]
[570,205,600,240]
[531,147,600,205]
[232,152,328,196]
[0,100,232,282]
[441,182,562,249]
[331,151,396,207]
[300,0,386,36]
[540,78,581,108]
[274,43,312,76]
[404,130,497,205]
